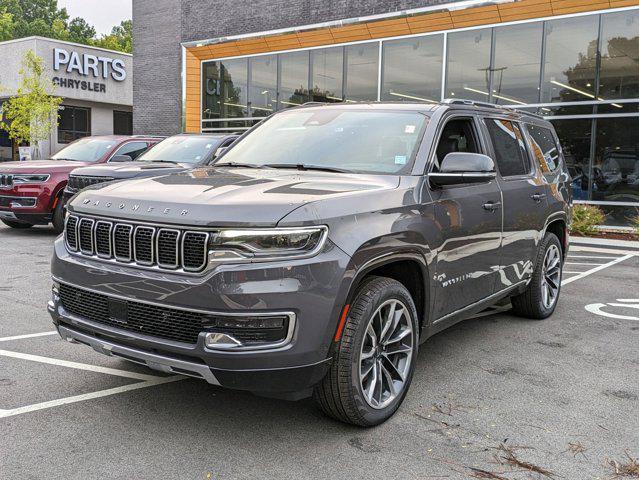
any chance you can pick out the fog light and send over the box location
[203,314,293,350]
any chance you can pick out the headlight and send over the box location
[209,226,328,261]
[13,174,50,184]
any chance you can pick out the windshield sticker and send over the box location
[405,125,416,134]
[205,144,212,149]
[395,155,407,165]
[195,155,202,160]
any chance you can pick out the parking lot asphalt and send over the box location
[1,223,638,480]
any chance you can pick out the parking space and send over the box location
[1,223,638,479]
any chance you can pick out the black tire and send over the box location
[511,233,563,319]
[51,196,65,234]
[313,276,419,427]
[1,219,33,229]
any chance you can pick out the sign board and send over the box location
[18,146,32,161]
[52,47,127,95]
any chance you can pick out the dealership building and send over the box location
[134,0,639,225]
[0,36,133,160]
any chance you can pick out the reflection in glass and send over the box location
[550,119,592,200]
[492,23,542,105]
[381,35,443,103]
[446,28,492,101]
[249,55,277,117]
[279,51,310,108]
[202,59,248,120]
[600,11,639,100]
[311,47,344,102]
[542,16,598,103]
[593,118,639,214]
[345,43,379,102]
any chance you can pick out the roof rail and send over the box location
[442,98,544,119]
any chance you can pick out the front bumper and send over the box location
[49,236,352,395]
[0,184,55,224]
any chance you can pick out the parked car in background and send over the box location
[0,135,162,233]
[50,101,571,426]
[63,134,239,202]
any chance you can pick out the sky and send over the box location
[57,0,132,35]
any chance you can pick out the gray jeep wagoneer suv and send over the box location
[49,101,571,426]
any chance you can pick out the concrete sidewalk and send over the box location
[570,235,639,252]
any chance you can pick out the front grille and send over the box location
[0,174,13,188]
[58,283,290,346]
[67,175,114,192]
[65,214,209,272]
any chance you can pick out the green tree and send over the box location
[67,16,94,44]
[0,49,62,159]
[0,8,14,40]
[93,19,132,53]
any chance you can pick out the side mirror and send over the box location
[110,154,133,163]
[429,152,496,187]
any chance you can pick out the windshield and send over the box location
[215,109,428,174]
[138,136,219,164]
[51,138,117,162]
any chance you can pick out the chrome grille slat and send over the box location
[78,218,95,255]
[64,214,211,273]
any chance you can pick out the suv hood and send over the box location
[72,161,190,180]
[69,167,400,227]
[0,159,91,174]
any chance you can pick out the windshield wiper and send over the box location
[144,160,178,164]
[263,163,351,173]
[214,162,264,169]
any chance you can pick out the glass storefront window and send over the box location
[600,11,639,100]
[249,55,277,117]
[202,59,248,120]
[345,43,379,102]
[279,51,310,108]
[311,47,344,102]
[492,23,542,105]
[381,35,443,103]
[550,119,593,201]
[542,16,599,103]
[446,28,492,101]
[593,117,639,211]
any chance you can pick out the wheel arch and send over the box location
[543,214,568,259]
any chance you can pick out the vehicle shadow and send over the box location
[0,225,60,237]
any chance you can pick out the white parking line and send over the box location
[0,349,162,381]
[562,254,634,286]
[565,262,607,266]
[0,376,185,419]
[567,255,619,259]
[0,331,58,342]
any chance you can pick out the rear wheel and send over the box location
[511,233,563,319]
[313,277,418,427]
[1,219,32,229]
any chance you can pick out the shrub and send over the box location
[632,215,639,235]
[570,204,605,236]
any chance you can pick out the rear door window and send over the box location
[526,124,560,173]
[484,119,530,177]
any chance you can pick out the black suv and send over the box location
[49,101,571,426]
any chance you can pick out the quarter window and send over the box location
[485,119,530,177]
[527,124,560,172]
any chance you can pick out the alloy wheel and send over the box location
[359,299,414,409]
[541,244,562,309]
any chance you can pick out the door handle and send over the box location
[531,193,547,202]
[482,201,501,211]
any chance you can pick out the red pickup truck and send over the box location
[0,135,162,233]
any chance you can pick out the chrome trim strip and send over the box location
[78,218,95,255]
[113,223,133,262]
[94,220,113,259]
[58,325,221,385]
[156,228,181,270]
[133,225,156,266]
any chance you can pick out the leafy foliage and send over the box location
[0,49,62,147]
[570,204,605,236]
[0,0,131,53]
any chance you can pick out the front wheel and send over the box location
[51,196,65,234]
[313,277,418,427]
[511,233,563,319]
